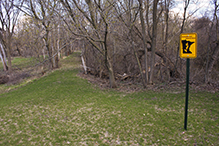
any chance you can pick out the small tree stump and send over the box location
[0,75,9,84]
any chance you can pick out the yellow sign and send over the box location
[180,33,197,58]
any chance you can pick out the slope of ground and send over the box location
[0,52,218,145]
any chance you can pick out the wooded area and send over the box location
[0,0,218,88]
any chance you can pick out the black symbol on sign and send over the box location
[182,40,194,54]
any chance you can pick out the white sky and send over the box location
[171,0,215,18]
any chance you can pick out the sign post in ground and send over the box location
[179,33,197,130]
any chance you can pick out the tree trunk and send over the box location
[106,56,117,88]
[138,0,148,85]
[7,47,12,73]
[16,45,22,56]
[149,0,159,84]
[6,35,12,73]
[57,24,61,60]
[164,0,170,53]
[205,0,218,83]
[0,51,6,71]
[208,44,219,77]
[0,44,8,71]
[1,46,7,66]
[208,0,219,76]
[81,55,87,74]
[104,23,116,88]
[205,25,213,83]
[44,28,53,69]
[42,48,46,59]
[81,48,87,74]
[131,33,146,88]
[102,30,116,87]
[52,45,56,68]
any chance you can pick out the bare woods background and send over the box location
[0,0,218,90]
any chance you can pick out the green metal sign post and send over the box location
[184,58,190,130]
[180,33,197,130]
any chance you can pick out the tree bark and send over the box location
[205,24,213,83]
[43,27,54,69]
[205,0,218,83]
[149,0,159,84]
[6,34,12,73]
[57,24,61,60]
[106,56,117,88]
[0,51,6,71]
[81,46,87,74]
[0,44,8,71]
[207,44,219,77]
[138,0,148,85]
[164,0,170,53]
[81,55,87,74]
[1,45,7,67]
[104,23,117,88]
[52,45,56,68]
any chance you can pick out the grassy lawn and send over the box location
[0,52,218,145]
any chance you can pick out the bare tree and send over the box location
[148,0,159,84]
[138,0,148,86]
[23,0,59,69]
[111,0,148,87]
[174,0,191,77]
[0,0,24,73]
[61,0,117,88]
[205,0,219,83]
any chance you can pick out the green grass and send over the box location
[0,52,218,145]
[0,57,38,71]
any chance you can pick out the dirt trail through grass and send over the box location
[0,52,218,145]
